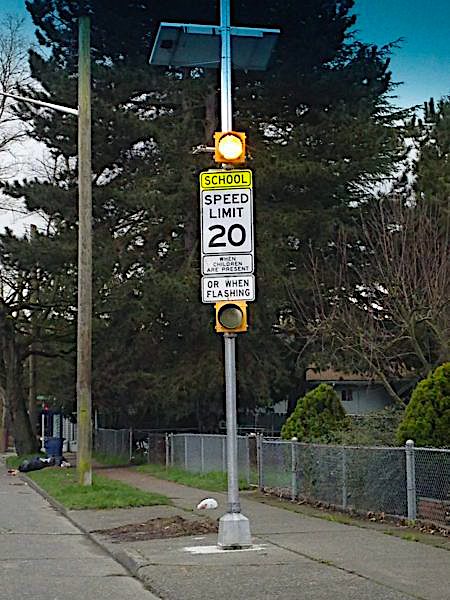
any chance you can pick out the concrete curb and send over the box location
[110,547,152,577]
[18,471,160,597]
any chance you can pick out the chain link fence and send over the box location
[94,428,130,460]
[169,433,251,483]
[93,429,449,527]
[260,441,407,515]
[415,448,450,524]
[94,429,167,464]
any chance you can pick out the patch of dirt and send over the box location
[93,515,218,542]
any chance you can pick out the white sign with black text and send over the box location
[201,188,253,256]
[202,254,253,275]
[202,275,255,303]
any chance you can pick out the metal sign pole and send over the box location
[220,0,232,132]
[147,0,280,552]
[224,333,240,513]
[217,0,252,549]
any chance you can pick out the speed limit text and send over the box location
[204,191,250,219]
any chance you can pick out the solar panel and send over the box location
[149,23,280,71]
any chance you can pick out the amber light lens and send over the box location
[218,305,244,329]
[217,134,244,160]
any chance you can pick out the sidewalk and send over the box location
[67,466,450,600]
[0,457,158,600]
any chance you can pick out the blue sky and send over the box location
[353,0,449,108]
[1,0,449,108]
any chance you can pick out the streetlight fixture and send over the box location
[0,91,78,116]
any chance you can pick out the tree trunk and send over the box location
[5,338,38,456]
[28,351,38,437]
[204,85,217,142]
[286,366,308,416]
[28,224,39,437]
[0,386,7,452]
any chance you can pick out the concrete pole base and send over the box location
[217,512,252,549]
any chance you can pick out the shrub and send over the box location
[333,407,404,446]
[281,383,349,442]
[396,362,450,447]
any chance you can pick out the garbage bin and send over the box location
[44,437,64,459]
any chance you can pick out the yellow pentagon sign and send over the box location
[200,169,253,190]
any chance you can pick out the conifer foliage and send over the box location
[281,383,349,442]
[0,1,406,439]
[396,363,450,448]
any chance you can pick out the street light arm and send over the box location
[0,91,78,116]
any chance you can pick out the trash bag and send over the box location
[19,456,54,472]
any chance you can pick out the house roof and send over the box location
[306,368,375,383]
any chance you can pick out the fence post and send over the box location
[165,433,170,468]
[222,436,227,472]
[405,439,417,520]
[129,428,133,463]
[200,435,205,473]
[291,438,298,501]
[170,433,174,467]
[341,446,348,510]
[147,433,151,464]
[257,434,264,491]
[184,435,188,471]
[246,435,250,485]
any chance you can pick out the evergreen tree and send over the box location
[1,1,405,430]
[281,383,349,441]
[234,0,406,412]
[396,363,450,447]
[415,96,450,219]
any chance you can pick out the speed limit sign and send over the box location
[199,170,254,287]
[201,188,253,254]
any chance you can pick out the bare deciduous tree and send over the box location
[0,15,30,182]
[287,198,449,405]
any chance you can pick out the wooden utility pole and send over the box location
[0,272,6,452]
[0,387,7,453]
[28,224,38,439]
[76,15,93,485]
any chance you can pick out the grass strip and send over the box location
[135,463,250,492]
[26,467,170,510]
